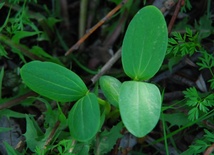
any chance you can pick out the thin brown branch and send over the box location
[0,34,44,61]
[204,143,214,155]
[44,104,70,148]
[44,120,60,148]
[0,91,37,110]
[168,0,185,35]
[65,0,128,56]
[103,10,128,47]
[153,0,177,14]
[91,48,121,84]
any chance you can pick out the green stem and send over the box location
[208,68,214,78]
[79,0,88,38]
[153,109,214,144]
[161,113,169,155]
[0,34,43,61]
[97,98,106,106]
[207,0,211,17]
[97,97,111,115]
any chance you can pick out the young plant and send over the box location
[20,5,168,153]
[116,5,167,137]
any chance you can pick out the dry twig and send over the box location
[65,0,128,56]
[168,0,185,34]
[91,48,121,84]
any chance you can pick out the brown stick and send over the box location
[65,0,128,56]
[44,103,70,148]
[91,48,121,84]
[0,34,44,61]
[168,0,185,35]
[0,91,37,110]
[44,120,60,148]
[204,143,214,155]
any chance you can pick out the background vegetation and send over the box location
[0,0,214,154]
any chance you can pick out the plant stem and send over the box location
[97,98,111,115]
[79,0,88,38]
[0,34,43,61]
[0,91,37,110]
[97,98,106,106]
[168,0,184,35]
[161,113,169,155]
[154,109,214,144]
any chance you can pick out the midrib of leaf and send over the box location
[131,28,138,79]
[25,70,85,93]
[79,99,85,138]
[111,83,119,101]
[56,72,85,91]
[137,34,146,79]
[135,83,141,130]
[34,85,81,97]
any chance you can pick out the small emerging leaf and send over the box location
[99,76,121,107]
[20,61,88,102]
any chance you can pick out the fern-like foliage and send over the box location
[167,28,201,56]
[197,50,214,89]
[181,0,192,12]
[197,50,214,75]
[181,129,214,155]
[183,87,214,121]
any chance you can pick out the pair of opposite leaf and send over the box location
[20,6,168,141]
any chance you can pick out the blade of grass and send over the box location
[154,109,214,144]
[0,5,11,32]
[161,112,169,155]
[79,0,88,38]
[166,122,178,152]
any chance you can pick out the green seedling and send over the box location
[119,5,167,137]
[20,5,168,149]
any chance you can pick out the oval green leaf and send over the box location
[122,6,168,80]
[68,93,100,142]
[20,61,88,102]
[99,76,121,107]
[119,81,161,137]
